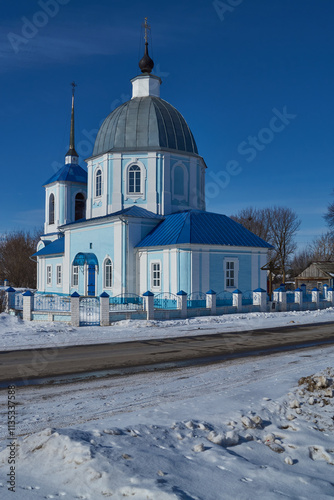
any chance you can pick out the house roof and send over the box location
[43,163,87,186]
[296,261,334,279]
[59,205,163,229]
[32,238,64,257]
[136,210,273,248]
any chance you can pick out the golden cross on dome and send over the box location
[143,17,151,44]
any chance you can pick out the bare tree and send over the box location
[0,290,6,313]
[324,190,334,231]
[289,248,313,278]
[267,207,301,283]
[0,229,41,288]
[308,232,334,261]
[231,206,301,283]
[230,207,271,241]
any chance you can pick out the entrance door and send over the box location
[87,265,96,296]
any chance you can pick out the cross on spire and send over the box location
[142,17,151,44]
[65,82,79,163]
[71,81,77,96]
[139,18,154,74]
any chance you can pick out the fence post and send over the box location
[279,287,287,311]
[312,287,320,306]
[71,292,80,327]
[273,288,280,303]
[22,290,34,321]
[177,290,188,319]
[295,288,303,309]
[327,287,334,304]
[273,287,286,311]
[253,288,267,312]
[206,290,216,314]
[232,289,242,312]
[100,292,110,327]
[323,283,328,299]
[143,291,154,320]
[5,287,16,312]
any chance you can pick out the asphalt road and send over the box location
[1,321,334,384]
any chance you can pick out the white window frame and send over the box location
[74,191,86,221]
[95,168,103,198]
[104,257,113,289]
[56,265,62,286]
[46,265,52,286]
[128,165,141,194]
[49,193,55,225]
[72,265,79,287]
[224,258,239,290]
[151,261,161,291]
[124,160,147,201]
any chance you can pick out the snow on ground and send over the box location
[0,345,334,499]
[1,306,334,351]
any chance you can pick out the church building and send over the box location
[33,28,272,298]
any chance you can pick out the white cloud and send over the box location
[0,22,136,72]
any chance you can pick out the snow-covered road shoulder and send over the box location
[1,361,333,499]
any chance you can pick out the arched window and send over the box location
[75,193,86,221]
[174,165,184,196]
[49,193,55,225]
[104,258,112,288]
[95,169,102,197]
[128,165,141,194]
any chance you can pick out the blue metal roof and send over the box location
[136,210,273,248]
[32,238,64,257]
[60,205,162,228]
[43,163,87,186]
[111,205,163,219]
[73,252,98,267]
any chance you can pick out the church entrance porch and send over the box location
[72,252,99,297]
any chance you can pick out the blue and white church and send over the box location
[33,36,272,298]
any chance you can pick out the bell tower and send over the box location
[43,83,87,235]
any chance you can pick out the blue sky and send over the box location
[1,0,334,249]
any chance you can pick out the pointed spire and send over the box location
[139,18,154,74]
[65,82,79,164]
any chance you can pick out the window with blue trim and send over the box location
[72,266,79,287]
[226,261,235,287]
[104,258,112,288]
[128,165,141,194]
[95,169,102,197]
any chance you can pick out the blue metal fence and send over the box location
[109,294,143,311]
[34,294,71,312]
[286,291,295,304]
[154,292,178,309]
[14,293,23,310]
[242,290,253,305]
[187,291,206,309]
[216,291,233,307]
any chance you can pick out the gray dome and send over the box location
[93,96,198,157]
